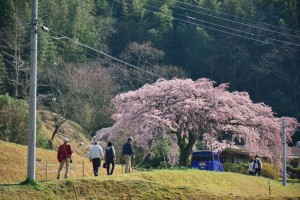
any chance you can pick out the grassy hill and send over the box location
[0,111,299,199]
[0,170,299,199]
[0,140,123,184]
[38,110,92,156]
[0,110,124,184]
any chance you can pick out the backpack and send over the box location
[257,159,261,169]
[106,147,114,160]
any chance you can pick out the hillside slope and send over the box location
[38,110,92,156]
[0,140,122,184]
[0,170,299,200]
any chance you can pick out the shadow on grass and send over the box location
[0,179,45,191]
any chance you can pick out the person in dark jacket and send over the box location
[105,142,116,175]
[57,138,73,179]
[253,155,263,176]
[122,137,134,173]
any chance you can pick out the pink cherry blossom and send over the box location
[96,78,299,166]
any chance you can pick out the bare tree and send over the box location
[0,1,30,98]
[39,61,118,140]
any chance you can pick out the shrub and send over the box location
[168,166,190,170]
[223,162,279,179]
[0,94,29,144]
[223,162,248,174]
[0,94,47,148]
[287,165,300,179]
[260,162,279,179]
[139,139,174,169]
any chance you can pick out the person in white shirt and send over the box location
[249,158,254,175]
[90,142,104,176]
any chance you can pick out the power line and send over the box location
[40,31,160,90]
[48,30,163,79]
[116,0,299,51]
[39,26,164,80]
[144,1,300,48]
[64,40,156,83]
[170,0,300,35]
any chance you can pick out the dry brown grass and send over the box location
[38,110,91,156]
[0,140,123,184]
[0,110,124,184]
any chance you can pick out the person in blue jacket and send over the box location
[122,137,134,173]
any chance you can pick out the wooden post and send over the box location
[268,178,271,195]
[46,161,48,180]
[73,185,79,200]
[122,164,123,174]
[82,161,85,177]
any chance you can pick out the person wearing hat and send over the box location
[90,141,104,176]
[105,141,116,175]
[57,138,73,179]
[122,137,134,173]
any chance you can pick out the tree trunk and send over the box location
[48,115,67,149]
[51,126,59,140]
[48,139,53,150]
[177,131,197,166]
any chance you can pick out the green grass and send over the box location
[0,170,299,199]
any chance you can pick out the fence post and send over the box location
[82,161,85,177]
[122,164,123,174]
[46,161,48,180]
[73,185,79,200]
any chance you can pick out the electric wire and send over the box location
[46,28,163,79]
[169,0,300,35]
[39,28,163,82]
[66,42,156,83]
[144,1,300,47]
[116,0,300,51]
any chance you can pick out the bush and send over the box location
[0,94,47,148]
[168,166,190,170]
[223,162,248,174]
[139,139,174,169]
[223,162,279,179]
[260,162,279,179]
[287,165,300,179]
[0,94,29,144]
[278,177,300,183]
[36,120,49,149]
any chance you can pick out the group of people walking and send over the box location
[249,155,263,176]
[89,141,116,176]
[56,137,263,180]
[56,136,134,179]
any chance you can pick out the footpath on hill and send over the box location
[0,140,123,183]
[0,110,124,183]
[0,170,299,200]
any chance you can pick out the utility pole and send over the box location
[27,0,38,181]
[282,118,286,186]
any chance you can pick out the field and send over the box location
[0,112,299,199]
[0,140,123,184]
[0,170,299,200]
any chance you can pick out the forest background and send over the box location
[0,0,300,148]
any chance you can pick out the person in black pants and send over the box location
[105,142,116,175]
[89,142,104,176]
[253,155,263,176]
